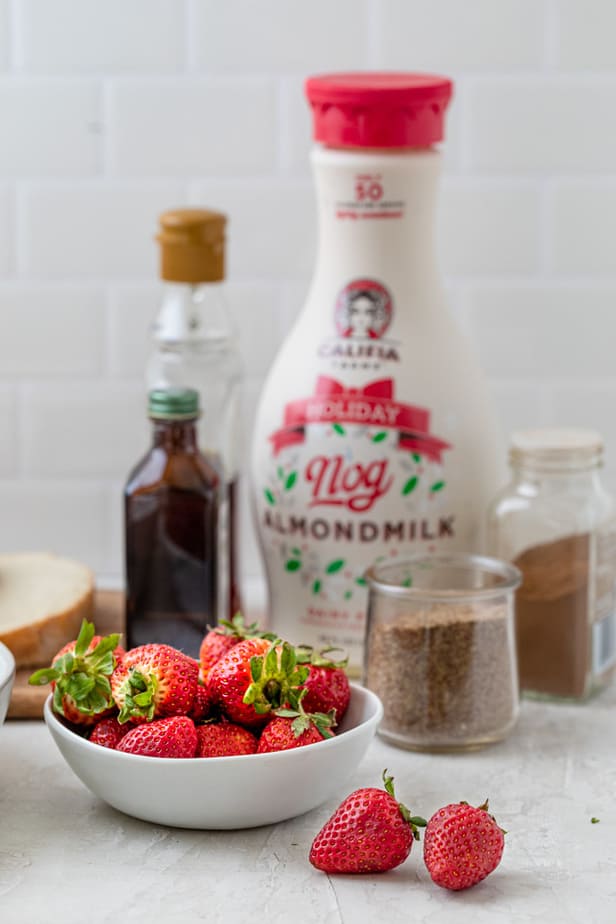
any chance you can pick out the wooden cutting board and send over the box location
[8,589,125,720]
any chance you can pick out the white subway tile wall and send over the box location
[0,0,614,583]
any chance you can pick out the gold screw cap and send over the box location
[157,208,226,283]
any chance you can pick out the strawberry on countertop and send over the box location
[29,619,124,726]
[423,799,505,891]
[310,770,427,874]
[111,643,199,724]
[117,716,198,758]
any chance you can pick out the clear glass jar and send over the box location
[364,554,521,752]
[488,429,616,701]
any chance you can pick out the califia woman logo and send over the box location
[335,279,392,340]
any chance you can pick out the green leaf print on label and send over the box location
[277,466,284,480]
[291,547,302,556]
[285,559,301,572]
[355,576,367,587]
[284,471,297,491]
[402,476,418,496]
[431,480,446,493]
[402,576,413,588]
[412,453,422,463]
[344,590,353,601]
[312,579,322,595]
[372,432,387,443]
[325,559,345,575]
[332,423,346,436]
[264,488,276,506]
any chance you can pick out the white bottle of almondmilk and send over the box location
[251,73,503,673]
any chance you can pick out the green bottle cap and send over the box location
[148,388,199,420]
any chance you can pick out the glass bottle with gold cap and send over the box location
[124,387,220,656]
[149,209,242,622]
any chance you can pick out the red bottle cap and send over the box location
[305,72,453,150]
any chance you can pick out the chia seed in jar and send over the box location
[364,555,521,752]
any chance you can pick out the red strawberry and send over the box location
[189,679,212,722]
[257,714,335,753]
[208,638,308,729]
[196,722,258,757]
[310,771,427,874]
[423,800,505,891]
[117,716,198,758]
[89,716,130,749]
[297,646,351,722]
[29,619,123,726]
[111,644,199,724]
[199,612,274,679]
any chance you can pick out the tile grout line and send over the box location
[544,0,559,73]
[7,0,22,72]
[101,78,113,178]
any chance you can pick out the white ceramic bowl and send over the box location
[0,642,16,727]
[44,683,383,829]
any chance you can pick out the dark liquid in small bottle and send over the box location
[227,476,242,618]
[202,451,242,621]
[125,417,219,657]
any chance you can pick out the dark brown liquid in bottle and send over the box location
[227,477,242,618]
[202,451,242,621]
[125,417,219,657]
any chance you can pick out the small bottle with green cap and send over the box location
[124,387,219,656]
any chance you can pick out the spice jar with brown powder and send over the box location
[489,429,616,701]
[364,555,521,752]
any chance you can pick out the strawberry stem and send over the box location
[243,640,309,718]
[381,769,427,840]
[295,645,349,670]
[118,669,158,723]
[208,612,276,642]
[29,619,121,719]
[274,691,337,740]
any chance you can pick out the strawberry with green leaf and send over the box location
[310,770,427,873]
[296,645,351,722]
[199,612,274,680]
[111,643,199,724]
[208,637,309,729]
[29,619,123,726]
[257,689,336,753]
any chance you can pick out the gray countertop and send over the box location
[2,686,616,924]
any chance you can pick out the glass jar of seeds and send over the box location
[364,554,521,752]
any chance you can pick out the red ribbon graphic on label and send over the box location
[269,376,452,461]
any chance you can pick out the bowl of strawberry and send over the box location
[33,617,383,829]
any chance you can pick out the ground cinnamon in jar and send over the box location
[489,429,616,701]
[514,534,590,699]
